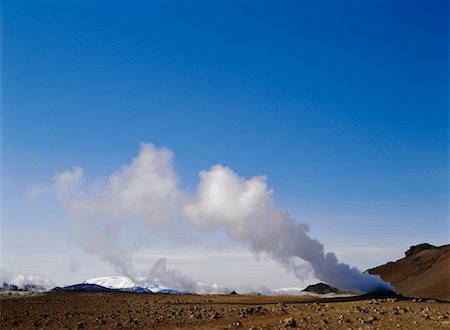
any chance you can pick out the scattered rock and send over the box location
[210,312,220,319]
[365,316,376,323]
[280,316,296,327]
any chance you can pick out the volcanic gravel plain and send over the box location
[1,291,449,329]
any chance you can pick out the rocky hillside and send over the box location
[404,243,438,258]
[368,243,450,301]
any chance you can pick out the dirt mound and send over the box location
[368,244,450,301]
[302,282,340,294]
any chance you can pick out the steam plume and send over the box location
[0,268,55,290]
[29,143,392,292]
[185,165,390,292]
[143,258,228,294]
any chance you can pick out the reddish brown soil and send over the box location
[1,292,449,329]
[369,245,450,301]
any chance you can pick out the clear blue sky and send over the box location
[1,0,448,288]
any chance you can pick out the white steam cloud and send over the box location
[26,166,83,200]
[144,258,228,294]
[0,269,55,291]
[29,143,392,293]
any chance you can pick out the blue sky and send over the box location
[1,0,448,289]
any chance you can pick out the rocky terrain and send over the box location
[1,291,449,329]
[369,243,450,301]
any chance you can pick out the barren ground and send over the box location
[1,292,449,329]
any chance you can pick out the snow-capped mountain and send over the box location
[84,276,186,294]
[144,281,185,294]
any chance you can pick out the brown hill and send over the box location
[368,243,450,301]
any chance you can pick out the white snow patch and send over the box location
[84,276,137,289]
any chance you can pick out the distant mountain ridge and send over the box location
[54,283,121,292]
